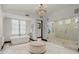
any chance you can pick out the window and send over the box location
[20,21,26,34]
[12,19,26,35]
[59,21,63,25]
[65,19,71,24]
[12,20,19,35]
[75,18,78,23]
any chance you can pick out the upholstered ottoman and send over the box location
[29,41,47,54]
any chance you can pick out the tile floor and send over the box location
[0,42,78,54]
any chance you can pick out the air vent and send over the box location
[74,8,79,14]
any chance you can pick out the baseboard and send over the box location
[4,41,11,43]
[37,37,42,38]
[1,41,11,49]
[30,38,37,41]
[42,39,47,42]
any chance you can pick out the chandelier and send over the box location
[36,4,47,17]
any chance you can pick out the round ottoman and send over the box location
[29,41,47,54]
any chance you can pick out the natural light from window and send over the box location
[12,19,26,35]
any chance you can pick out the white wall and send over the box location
[52,5,79,20]
[50,5,79,47]
[51,5,79,39]
[42,17,48,40]
[26,21,31,34]
[0,5,3,36]
[3,18,11,41]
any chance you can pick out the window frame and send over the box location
[11,19,26,36]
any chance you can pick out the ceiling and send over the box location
[2,4,72,18]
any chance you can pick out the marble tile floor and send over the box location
[0,42,78,54]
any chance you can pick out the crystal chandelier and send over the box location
[36,4,47,17]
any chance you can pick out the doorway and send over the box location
[36,20,43,39]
